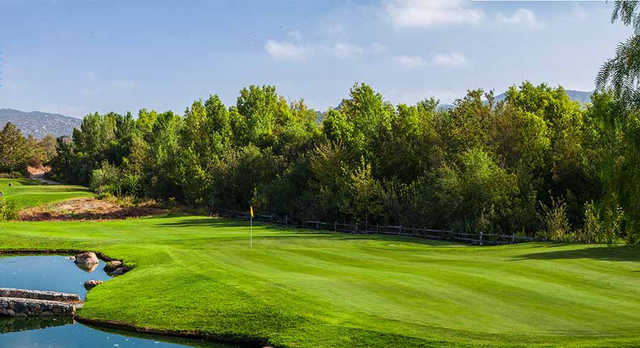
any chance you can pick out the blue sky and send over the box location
[0,0,632,117]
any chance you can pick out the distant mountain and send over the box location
[494,90,593,104]
[438,103,455,111]
[0,108,81,138]
[438,90,593,111]
[565,90,594,104]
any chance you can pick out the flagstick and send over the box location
[250,215,253,249]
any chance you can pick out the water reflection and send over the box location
[0,255,110,296]
[74,261,99,273]
[0,316,72,334]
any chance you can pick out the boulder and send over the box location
[74,252,99,265]
[110,267,129,276]
[103,260,122,272]
[83,280,103,290]
[74,252,100,273]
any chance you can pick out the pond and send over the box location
[0,255,237,348]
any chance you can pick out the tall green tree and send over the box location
[0,123,29,173]
[597,1,640,108]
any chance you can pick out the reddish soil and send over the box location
[19,198,167,221]
[26,165,50,177]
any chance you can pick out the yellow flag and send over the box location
[250,206,254,218]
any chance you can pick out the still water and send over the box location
[0,256,235,348]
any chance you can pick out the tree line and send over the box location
[42,82,637,244]
[0,122,56,176]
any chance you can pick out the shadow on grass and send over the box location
[516,245,640,262]
[156,217,459,246]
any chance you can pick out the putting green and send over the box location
[1,216,639,347]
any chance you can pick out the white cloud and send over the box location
[395,55,428,69]
[395,53,469,69]
[331,43,365,58]
[385,0,484,28]
[265,40,308,62]
[432,53,468,68]
[266,38,386,62]
[497,9,544,29]
[329,42,389,58]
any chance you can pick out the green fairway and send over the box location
[1,216,639,347]
[0,178,94,210]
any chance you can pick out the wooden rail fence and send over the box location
[213,209,543,246]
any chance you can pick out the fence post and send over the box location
[479,231,483,246]
[399,225,403,235]
[355,222,358,234]
[512,232,515,244]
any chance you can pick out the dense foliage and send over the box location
[0,196,17,221]
[46,82,639,244]
[0,122,56,176]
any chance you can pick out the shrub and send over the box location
[0,197,18,221]
[579,200,600,243]
[602,204,624,245]
[96,192,114,200]
[539,198,571,241]
[90,162,123,196]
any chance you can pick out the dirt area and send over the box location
[26,165,60,185]
[19,198,167,221]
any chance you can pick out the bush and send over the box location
[90,162,123,196]
[579,200,600,243]
[96,192,114,200]
[579,201,624,244]
[539,198,571,241]
[0,197,18,221]
[602,204,624,244]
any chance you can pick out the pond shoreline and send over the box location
[76,316,268,348]
[0,249,272,348]
[0,249,117,262]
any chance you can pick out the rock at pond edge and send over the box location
[74,252,99,265]
[84,280,104,290]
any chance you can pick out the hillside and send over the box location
[494,89,593,104]
[439,89,593,110]
[0,108,81,138]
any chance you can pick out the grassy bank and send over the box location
[1,216,639,347]
[0,178,94,210]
